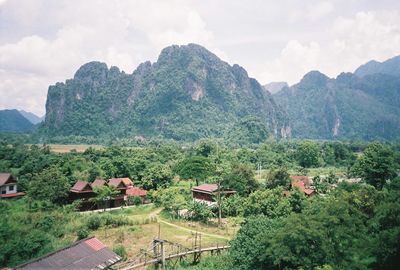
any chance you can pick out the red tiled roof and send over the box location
[108,178,128,189]
[0,192,25,198]
[0,173,15,186]
[91,179,107,188]
[290,175,311,186]
[126,187,147,197]
[71,180,92,193]
[84,238,106,251]
[290,175,316,196]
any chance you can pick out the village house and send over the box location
[192,183,236,206]
[284,175,316,197]
[69,177,147,210]
[0,173,25,199]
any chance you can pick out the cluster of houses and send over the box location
[70,177,147,210]
[1,171,316,209]
[191,175,316,206]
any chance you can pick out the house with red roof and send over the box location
[0,173,25,199]
[192,183,236,206]
[288,175,316,197]
[91,179,108,188]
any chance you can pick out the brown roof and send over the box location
[126,187,147,197]
[108,178,129,189]
[121,177,133,186]
[192,184,219,193]
[71,180,93,193]
[192,184,236,195]
[91,179,107,188]
[0,173,16,186]
[14,237,121,269]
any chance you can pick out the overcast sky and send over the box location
[1,0,400,115]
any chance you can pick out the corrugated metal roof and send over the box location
[14,237,121,270]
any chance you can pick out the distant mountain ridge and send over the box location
[0,109,35,133]
[273,67,400,140]
[355,55,400,77]
[263,82,288,94]
[42,44,289,142]
[19,110,44,124]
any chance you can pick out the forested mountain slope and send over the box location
[42,44,289,142]
[0,109,35,133]
[273,71,400,140]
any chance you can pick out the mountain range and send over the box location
[42,44,289,142]
[2,44,400,141]
[0,110,35,133]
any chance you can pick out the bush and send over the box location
[86,215,102,230]
[77,228,89,240]
[113,245,127,261]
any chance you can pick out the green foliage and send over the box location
[177,156,215,185]
[92,185,119,209]
[77,227,89,240]
[296,141,321,168]
[222,163,258,196]
[113,245,128,261]
[243,188,291,218]
[264,166,291,189]
[141,163,173,190]
[152,187,189,217]
[187,201,214,223]
[353,142,397,189]
[28,166,71,204]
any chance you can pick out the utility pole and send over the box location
[217,178,222,228]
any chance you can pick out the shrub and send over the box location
[113,245,127,261]
[86,215,102,230]
[77,228,89,240]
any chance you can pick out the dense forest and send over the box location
[1,134,399,269]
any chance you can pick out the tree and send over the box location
[223,163,258,196]
[187,201,214,223]
[28,166,71,204]
[353,142,397,189]
[243,188,291,218]
[141,163,173,190]
[177,156,215,186]
[153,187,188,218]
[265,167,291,189]
[297,141,321,168]
[92,186,119,210]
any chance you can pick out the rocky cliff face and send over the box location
[44,44,289,141]
[273,70,400,140]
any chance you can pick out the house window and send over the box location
[9,185,14,191]
[1,190,6,194]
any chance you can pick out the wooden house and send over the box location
[0,173,25,199]
[192,183,236,206]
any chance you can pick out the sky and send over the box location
[1,0,400,115]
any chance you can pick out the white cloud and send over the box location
[261,10,400,85]
[289,1,334,22]
[0,0,218,115]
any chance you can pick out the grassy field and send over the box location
[86,205,233,259]
[28,144,104,153]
